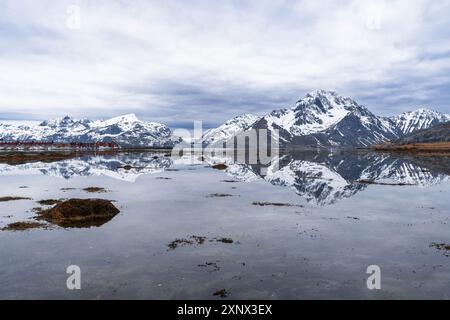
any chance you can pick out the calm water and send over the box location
[0,150,450,299]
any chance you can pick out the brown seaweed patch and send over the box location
[252,201,303,207]
[168,235,235,250]
[83,187,108,193]
[430,243,450,256]
[168,235,206,250]
[1,221,46,231]
[37,199,64,206]
[37,198,120,228]
[0,196,32,202]
[212,237,234,244]
[213,289,229,298]
[206,193,235,198]
[212,164,228,170]
[198,261,221,272]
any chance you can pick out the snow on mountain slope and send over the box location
[201,114,260,147]
[394,121,450,144]
[390,108,450,135]
[250,90,401,147]
[264,90,353,135]
[0,114,181,148]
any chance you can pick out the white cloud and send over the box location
[0,0,449,125]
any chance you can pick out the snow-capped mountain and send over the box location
[205,90,402,148]
[249,90,400,147]
[0,114,181,148]
[390,108,450,135]
[201,114,260,147]
[205,91,450,148]
[394,121,450,144]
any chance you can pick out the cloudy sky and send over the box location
[1,0,450,128]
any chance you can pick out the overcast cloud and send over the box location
[1,0,450,127]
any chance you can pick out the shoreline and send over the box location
[372,142,450,154]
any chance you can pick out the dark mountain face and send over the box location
[390,108,450,135]
[290,113,401,148]
[249,90,401,148]
[396,122,450,144]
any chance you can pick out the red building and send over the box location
[0,141,119,150]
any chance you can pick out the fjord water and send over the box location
[0,150,450,299]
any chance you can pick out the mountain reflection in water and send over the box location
[0,150,449,206]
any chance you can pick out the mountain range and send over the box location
[1,90,449,148]
[0,114,181,148]
[389,108,450,135]
[202,90,450,148]
[396,122,450,144]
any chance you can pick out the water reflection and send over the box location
[218,151,450,205]
[0,152,173,182]
[0,150,449,205]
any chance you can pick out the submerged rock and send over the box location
[37,198,120,228]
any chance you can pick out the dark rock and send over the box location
[212,164,228,170]
[37,198,120,228]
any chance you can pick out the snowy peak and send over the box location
[0,114,181,148]
[249,90,401,147]
[201,113,260,146]
[290,90,366,135]
[390,108,450,135]
[102,113,140,126]
[40,116,80,128]
[261,90,372,136]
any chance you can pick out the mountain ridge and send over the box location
[1,91,449,149]
[390,108,450,135]
[202,90,450,148]
[0,113,181,148]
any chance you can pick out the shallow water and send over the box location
[0,150,450,299]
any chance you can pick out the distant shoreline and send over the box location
[373,142,450,153]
